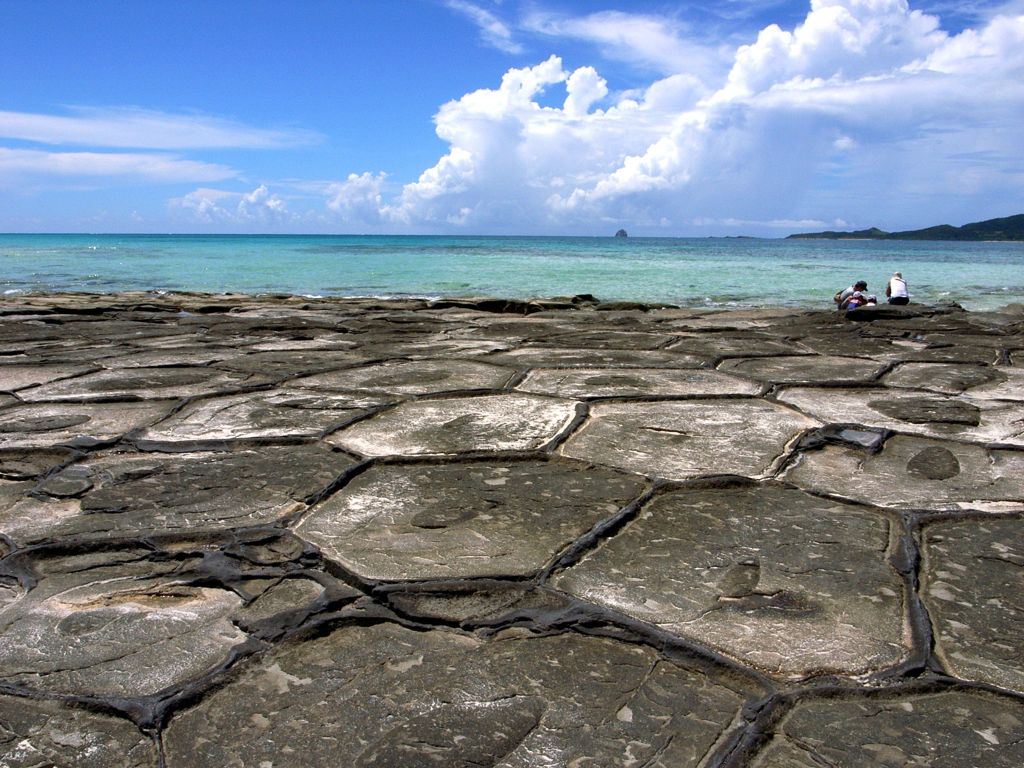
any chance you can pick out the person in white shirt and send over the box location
[886,272,909,305]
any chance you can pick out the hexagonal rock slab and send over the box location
[0,695,155,768]
[136,389,381,446]
[922,518,1024,693]
[517,367,762,399]
[330,394,578,457]
[293,359,514,396]
[0,401,175,450]
[776,387,1024,446]
[717,355,885,385]
[552,485,907,678]
[17,366,265,402]
[881,362,1005,394]
[752,690,1024,767]
[783,435,1024,512]
[486,346,706,369]
[0,560,246,697]
[561,399,818,481]
[163,624,746,768]
[2,444,352,544]
[295,460,645,580]
[0,364,94,392]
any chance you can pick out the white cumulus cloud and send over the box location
[172,185,290,225]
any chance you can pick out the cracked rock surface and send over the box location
[1,293,1023,766]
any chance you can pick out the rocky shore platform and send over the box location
[1,291,1023,767]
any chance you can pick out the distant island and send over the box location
[787,213,1024,241]
[614,229,628,238]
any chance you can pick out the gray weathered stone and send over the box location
[517,367,762,398]
[485,346,706,368]
[295,460,645,580]
[137,390,380,445]
[0,695,155,768]
[553,485,907,677]
[0,559,246,697]
[562,399,819,480]
[293,359,514,396]
[330,394,578,456]
[18,367,265,402]
[2,444,352,544]
[163,624,746,767]
[752,690,1024,767]
[783,434,1024,512]
[718,355,885,384]
[922,518,1024,693]
[0,402,175,450]
[881,362,1005,394]
[776,387,1024,445]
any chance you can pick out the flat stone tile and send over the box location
[19,366,265,402]
[0,695,156,768]
[752,690,1024,767]
[517,367,762,398]
[0,559,246,697]
[965,366,1024,401]
[2,444,352,544]
[163,624,745,767]
[718,355,886,385]
[776,387,1024,446]
[295,460,645,580]
[136,389,380,446]
[329,394,578,456]
[783,435,1024,512]
[293,359,514,396]
[881,362,1005,394]
[211,350,364,376]
[553,486,907,678]
[533,330,678,350]
[0,364,94,392]
[0,401,175,450]
[561,399,818,480]
[669,336,803,359]
[922,518,1024,693]
[486,346,707,368]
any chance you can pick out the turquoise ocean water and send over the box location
[1,233,1022,311]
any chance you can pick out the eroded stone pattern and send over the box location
[0,558,246,697]
[0,401,175,450]
[137,389,380,445]
[922,518,1024,693]
[517,366,762,398]
[783,434,1024,512]
[753,691,1024,767]
[776,386,1024,445]
[293,358,514,396]
[2,294,1024,766]
[718,354,885,385]
[295,460,645,580]
[2,444,353,544]
[562,399,819,480]
[163,623,745,768]
[331,393,578,456]
[553,485,907,678]
[0,695,155,768]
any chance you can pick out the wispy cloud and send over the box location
[522,9,730,82]
[0,107,320,149]
[444,1,523,53]
[0,147,237,182]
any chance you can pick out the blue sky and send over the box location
[1,0,1022,235]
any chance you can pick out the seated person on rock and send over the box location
[835,280,868,308]
[886,272,910,305]
[841,291,872,311]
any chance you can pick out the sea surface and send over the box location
[2,233,1022,311]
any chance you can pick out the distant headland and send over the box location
[787,213,1024,241]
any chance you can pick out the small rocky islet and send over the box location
[1,291,1023,767]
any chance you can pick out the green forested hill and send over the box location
[787,214,1024,241]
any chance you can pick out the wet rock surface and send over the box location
[1,292,1023,766]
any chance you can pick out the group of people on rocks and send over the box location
[834,272,909,311]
